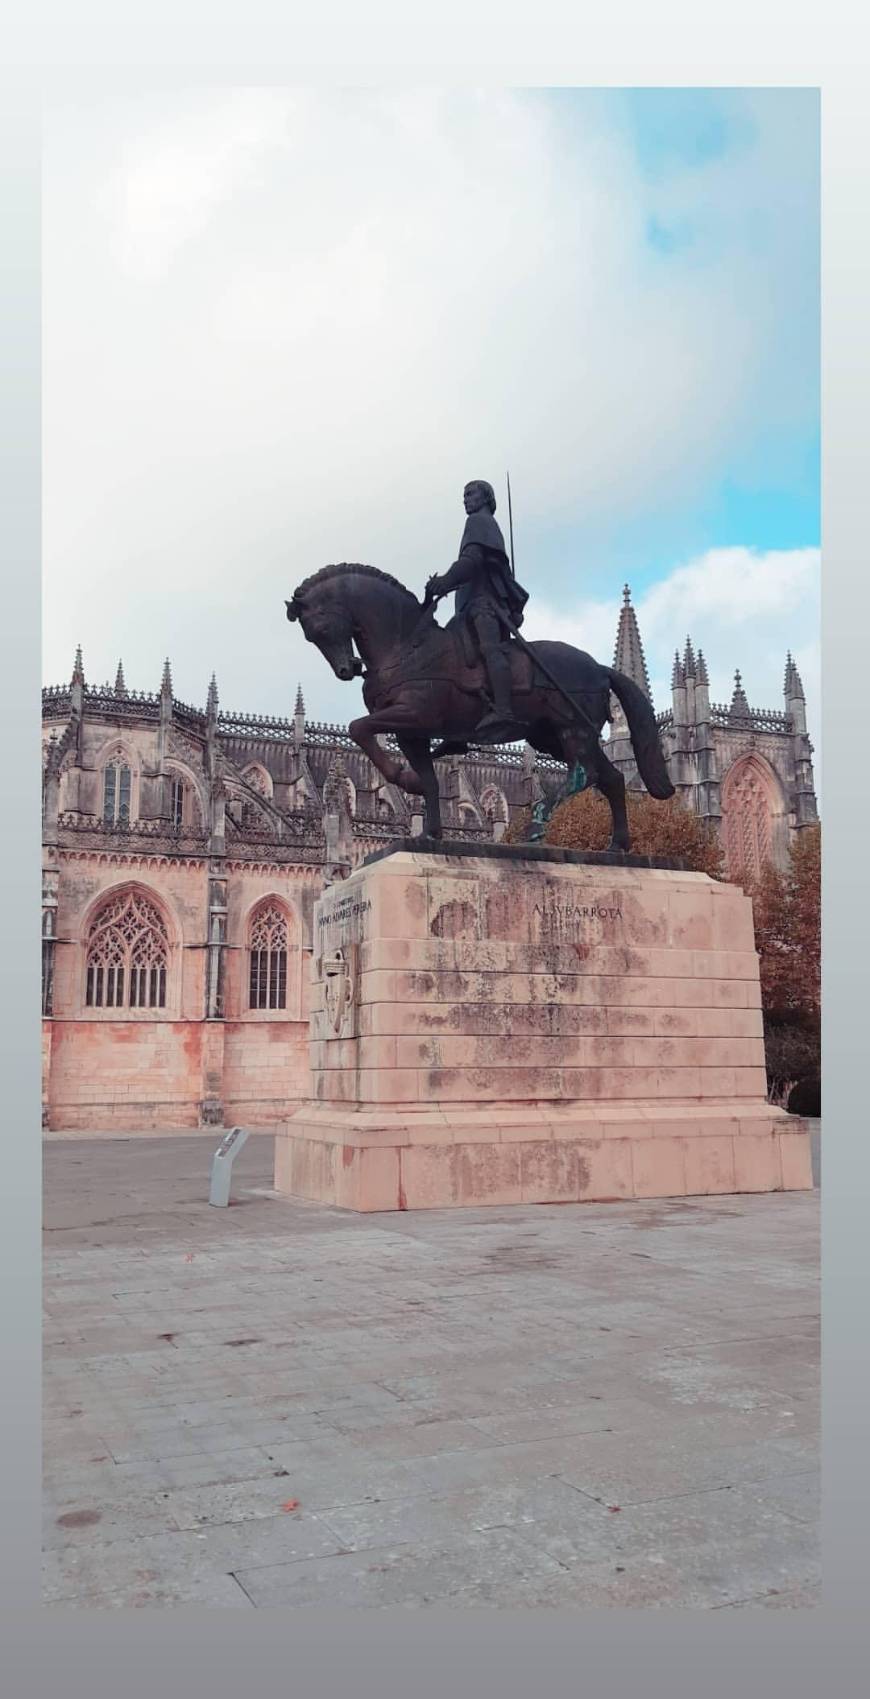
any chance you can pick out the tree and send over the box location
[513,786,726,878]
[749,824,820,1027]
[749,859,794,1019]
[787,824,821,1023]
[747,824,821,1103]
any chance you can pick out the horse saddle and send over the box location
[445,615,534,695]
[455,616,479,670]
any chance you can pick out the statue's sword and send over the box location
[503,617,601,739]
[506,470,516,579]
[502,472,600,740]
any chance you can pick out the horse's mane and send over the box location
[293,562,419,605]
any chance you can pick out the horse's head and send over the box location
[286,586,359,682]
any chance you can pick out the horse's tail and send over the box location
[606,669,675,800]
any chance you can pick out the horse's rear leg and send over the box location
[397,735,441,839]
[592,747,630,852]
[555,726,631,853]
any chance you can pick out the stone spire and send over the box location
[612,584,652,702]
[683,636,697,679]
[784,651,808,740]
[691,645,719,827]
[114,659,126,695]
[69,645,86,734]
[322,751,353,884]
[207,672,219,718]
[157,657,174,763]
[294,682,306,743]
[784,651,805,702]
[783,653,815,824]
[728,668,751,721]
[671,650,685,688]
[324,751,351,816]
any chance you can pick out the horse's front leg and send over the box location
[396,735,441,839]
[348,712,426,797]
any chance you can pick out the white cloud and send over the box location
[640,546,819,639]
[101,90,295,276]
[42,89,818,774]
[525,545,821,783]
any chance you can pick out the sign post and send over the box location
[208,1126,250,1208]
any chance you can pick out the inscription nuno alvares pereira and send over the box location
[318,896,372,930]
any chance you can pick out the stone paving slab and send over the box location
[43,1133,819,1609]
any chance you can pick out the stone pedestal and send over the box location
[273,843,812,1211]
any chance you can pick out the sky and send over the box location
[42,86,820,775]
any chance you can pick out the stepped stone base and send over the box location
[273,847,812,1212]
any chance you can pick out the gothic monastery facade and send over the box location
[41,591,817,1131]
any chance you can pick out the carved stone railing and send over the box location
[42,685,72,712]
[219,708,298,740]
[226,808,324,842]
[656,705,794,735]
[303,721,358,750]
[172,698,206,730]
[710,704,792,732]
[56,815,211,853]
[224,837,325,864]
[85,685,161,711]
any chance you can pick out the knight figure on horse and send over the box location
[424,479,528,741]
[285,477,675,847]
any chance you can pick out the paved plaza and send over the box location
[43,1134,819,1609]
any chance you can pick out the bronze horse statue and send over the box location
[286,562,674,848]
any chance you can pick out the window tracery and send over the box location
[722,758,777,881]
[103,760,132,824]
[85,889,168,1009]
[480,786,507,825]
[170,776,186,828]
[242,764,271,798]
[249,901,289,1011]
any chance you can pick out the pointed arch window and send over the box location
[480,787,507,825]
[42,910,55,1016]
[103,760,132,824]
[85,889,168,1009]
[170,775,190,829]
[721,756,779,882]
[249,902,288,1010]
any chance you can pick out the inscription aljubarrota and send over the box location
[532,896,624,945]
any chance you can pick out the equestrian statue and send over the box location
[286,479,674,848]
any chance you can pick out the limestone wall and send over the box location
[44,849,319,1132]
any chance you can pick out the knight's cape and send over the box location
[459,510,509,558]
[456,510,528,623]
